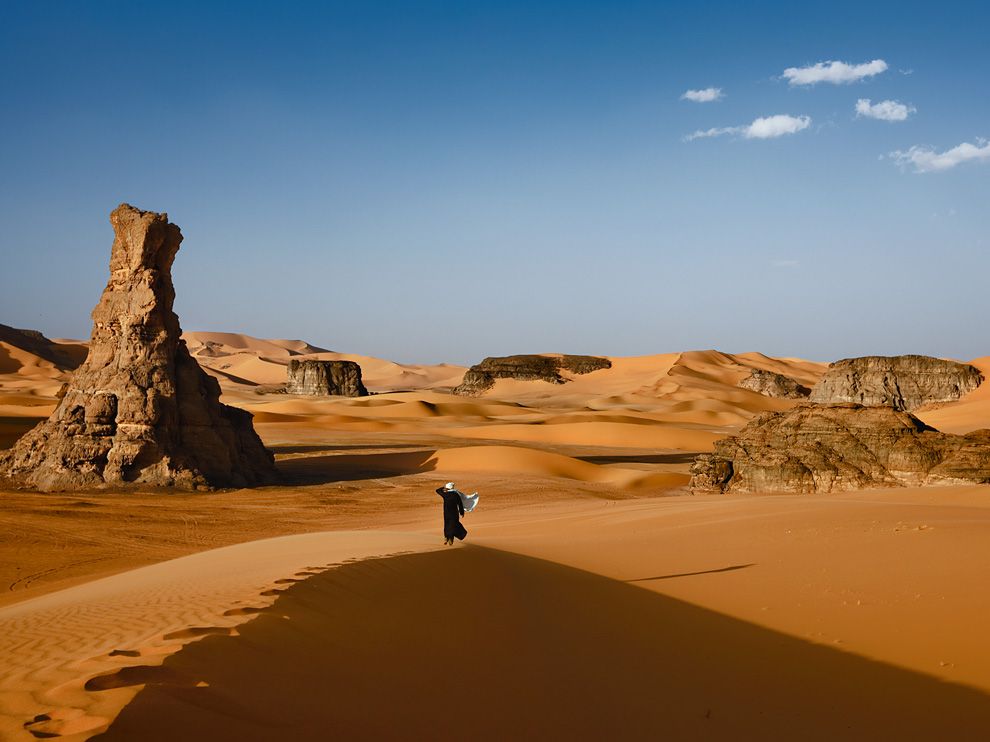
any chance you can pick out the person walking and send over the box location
[436,482,468,545]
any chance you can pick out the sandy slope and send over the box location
[0,531,439,741]
[916,356,990,434]
[93,546,990,741]
[183,331,467,391]
[0,330,831,487]
[4,486,990,739]
[2,331,990,738]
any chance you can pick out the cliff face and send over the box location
[0,204,278,491]
[809,355,983,411]
[453,354,612,396]
[738,369,810,399]
[690,403,990,494]
[286,360,368,397]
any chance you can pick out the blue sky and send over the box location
[1,1,987,364]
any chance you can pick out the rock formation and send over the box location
[286,359,368,397]
[809,355,983,411]
[738,368,810,399]
[690,403,990,494]
[454,354,612,396]
[0,204,278,491]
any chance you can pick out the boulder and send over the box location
[690,403,990,494]
[809,355,982,411]
[286,359,368,396]
[738,369,810,399]
[453,354,612,396]
[0,204,278,491]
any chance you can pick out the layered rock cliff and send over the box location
[286,359,368,396]
[738,369,810,399]
[453,354,612,396]
[809,355,983,411]
[690,403,990,494]
[0,204,278,491]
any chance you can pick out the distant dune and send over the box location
[2,329,990,739]
[6,329,990,496]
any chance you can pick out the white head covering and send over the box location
[444,482,456,490]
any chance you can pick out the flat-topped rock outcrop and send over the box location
[0,204,278,491]
[738,368,810,399]
[690,403,990,494]
[809,355,983,411]
[453,354,612,396]
[286,359,368,396]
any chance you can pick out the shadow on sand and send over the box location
[627,564,756,582]
[276,450,439,484]
[270,444,428,455]
[94,547,990,741]
[576,452,699,466]
[0,416,44,450]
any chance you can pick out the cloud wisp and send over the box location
[890,139,990,173]
[681,87,724,103]
[783,59,888,86]
[685,114,811,142]
[855,98,915,121]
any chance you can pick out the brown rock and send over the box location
[286,359,368,396]
[738,369,810,399]
[453,354,612,396]
[809,355,983,411]
[0,204,278,491]
[690,403,990,494]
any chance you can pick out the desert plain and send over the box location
[2,323,990,740]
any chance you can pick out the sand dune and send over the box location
[272,445,689,492]
[183,331,467,392]
[0,531,439,741]
[96,546,990,741]
[184,332,329,358]
[428,445,689,490]
[449,420,723,450]
[916,356,990,434]
[3,328,989,738]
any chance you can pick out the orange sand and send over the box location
[2,333,990,739]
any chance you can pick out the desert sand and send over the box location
[2,332,990,739]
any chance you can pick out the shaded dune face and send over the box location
[96,548,990,741]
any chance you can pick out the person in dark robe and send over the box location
[436,482,467,545]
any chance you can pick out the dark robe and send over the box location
[436,488,467,541]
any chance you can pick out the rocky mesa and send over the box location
[737,368,811,399]
[809,355,983,411]
[0,204,278,491]
[286,359,368,396]
[690,403,990,494]
[453,354,612,396]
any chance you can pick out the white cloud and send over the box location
[681,87,724,103]
[684,126,736,141]
[685,114,811,142]
[890,139,990,173]
[783,59,888,86]
[743,114,811,139]
[855,98,915,121]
